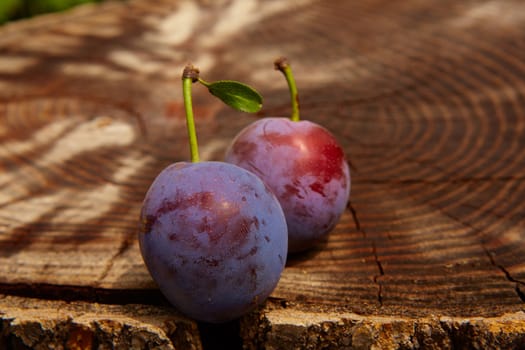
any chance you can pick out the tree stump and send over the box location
[1,0,524,348]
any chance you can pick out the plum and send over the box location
[225,58,351,252]
[225,118,350,252]
[138,64,287,323]
[139,161,287,323]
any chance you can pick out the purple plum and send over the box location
[139,161,287,323]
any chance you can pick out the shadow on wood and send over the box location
[1,0,525,348]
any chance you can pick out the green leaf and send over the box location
[205,80,263,113]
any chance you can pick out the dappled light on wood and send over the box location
[1,0,525,348]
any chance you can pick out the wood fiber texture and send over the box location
[0,0,524,348]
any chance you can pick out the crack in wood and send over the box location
[347,200,361,231]
[96,231,135,285]
[198,321,242,350]
[372,241,385,306]
[347,159,358,173]
[347,201,384,306]
[429,203,525,304]
[484,248,525,303]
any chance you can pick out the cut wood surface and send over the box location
[0,295,202,350]
[1,0,525,348]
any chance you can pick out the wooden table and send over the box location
[1,0,524,348]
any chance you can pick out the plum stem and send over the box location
[275,57,300,122]
[182,64,200,163]
[197,77,210,87]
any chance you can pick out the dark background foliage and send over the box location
[0,0,111,24]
